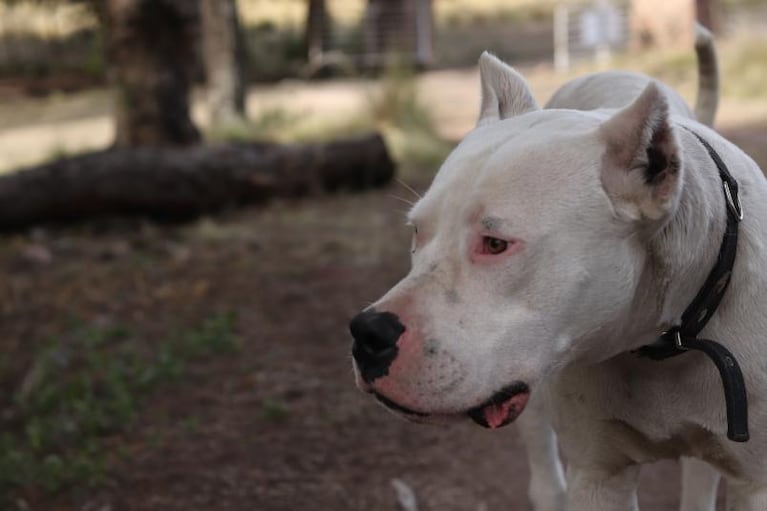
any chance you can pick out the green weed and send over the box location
[722,34,767,99]
[178,311,241,357]
[0,313,239,503]
[181,416,201,434]
[44,144,79,164]
[260,398,289,421]
[206,107,303,143]
[368,58,452,169]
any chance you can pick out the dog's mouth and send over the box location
[373,382,530,429]
[465,382,530,428]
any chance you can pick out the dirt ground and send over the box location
[3,118,767,510]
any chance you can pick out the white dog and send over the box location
[350,24,767,510]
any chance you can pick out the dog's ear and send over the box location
[477,52,539,126]
[599,82,682,222]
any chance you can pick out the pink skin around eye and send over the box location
[470,234,523,264]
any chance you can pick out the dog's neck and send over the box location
[557,124,732,367]
[652,125,729,332]
[584,124,731,362]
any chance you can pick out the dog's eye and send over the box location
[482,236,508,255]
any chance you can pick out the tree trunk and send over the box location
[104,0,201,147]
[305,0,328,64]
[0,135,395,231]
[201,0,247,127]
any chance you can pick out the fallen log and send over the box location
[0,133,395,231]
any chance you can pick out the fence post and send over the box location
[414,0,433,67]
[594,0,612,68]
[554,3,569,73]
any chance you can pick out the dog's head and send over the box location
[350,54,683,428]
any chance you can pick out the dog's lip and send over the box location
[374,392,430,417]
[372,382,530,427]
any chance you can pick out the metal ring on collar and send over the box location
[723,181,744,221]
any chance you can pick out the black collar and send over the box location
[637,126,749,443]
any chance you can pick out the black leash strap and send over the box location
[684,338,749,442]
[637,127,749,442]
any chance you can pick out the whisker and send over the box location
[396,178,422,200]
[389,194,415,207]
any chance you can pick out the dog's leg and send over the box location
[516,394,565,511]
[679,457,720,511]
[725,480,767,510]
[566,465,640,511]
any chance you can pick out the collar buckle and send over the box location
[671,329,686,351]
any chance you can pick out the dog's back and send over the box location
[546,24,718,126]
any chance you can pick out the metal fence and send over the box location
[554,0,631,72]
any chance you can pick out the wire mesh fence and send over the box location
[554,0,631,72]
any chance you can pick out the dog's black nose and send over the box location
[350,309,404,383]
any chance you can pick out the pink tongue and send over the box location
[483,392,530,429]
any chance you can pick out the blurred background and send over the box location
[0,0,764,509]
